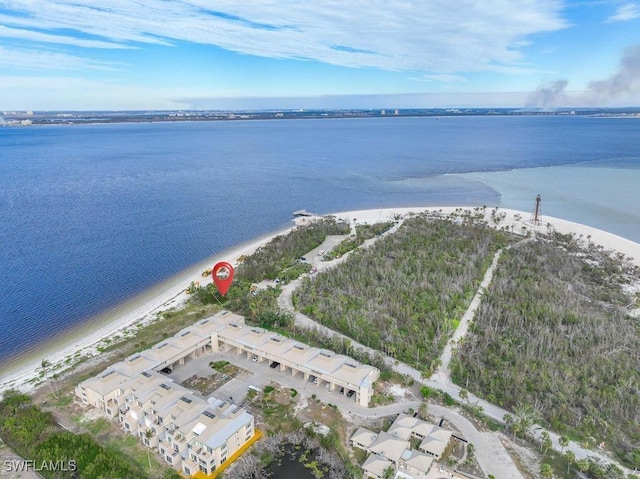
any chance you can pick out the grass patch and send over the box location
[84,417,111,435]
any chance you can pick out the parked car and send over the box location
[270,361,280,369]
[346,390,355,398]
[252,356,258,362]
[160,367,172,374]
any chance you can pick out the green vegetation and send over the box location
[323,221,396,260]
[0,391,167,479]
[451,234,640,468]
[295,213,509,373]
[209,360,230,371]
[238,217,349,282]
[192,218,350,323]
[193,280,293,330]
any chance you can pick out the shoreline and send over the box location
[0,224,295,393]
[1,205,638,394]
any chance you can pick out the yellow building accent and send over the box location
[191,429,264,479]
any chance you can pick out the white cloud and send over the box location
[0,46,121,71]
[0,25,132,48]
[0,0,568,73]
[606,3,640,22]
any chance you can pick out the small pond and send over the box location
[269,444,325,479]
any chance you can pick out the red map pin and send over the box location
[212,261,234,296]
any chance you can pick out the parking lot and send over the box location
[160,348,361,409]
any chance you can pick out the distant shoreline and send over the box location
[3,107,640,128]
[1,205,638,394]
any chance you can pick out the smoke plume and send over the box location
[526,79,568,109]
[585,44,640,104]
[526,44,640,108]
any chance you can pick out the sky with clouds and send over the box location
[0,0,639,110]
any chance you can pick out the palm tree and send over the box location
[540,431,552,458]
[503,414,518,441]
[576,459,590,474]
[39,359,59,399]
[564,450,575,475]
[559,435,569,453]
[512,402,539,440]
[145,430,154,469]
[540,463,553,478]
[382,465,395,479]
[418,402,429,420]
[459,388,469,403]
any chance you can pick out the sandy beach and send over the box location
[1,205,638,394]
[0,225,294,394]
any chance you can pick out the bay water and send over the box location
[1,116,639,370]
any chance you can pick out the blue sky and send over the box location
[0,1,639,110]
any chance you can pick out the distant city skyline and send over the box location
[0,1,639,110]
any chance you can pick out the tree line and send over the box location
[0,391,180,479]
[294,213,510,374]
[237,217,350,283]
[451,233,640,470]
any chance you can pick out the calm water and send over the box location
[1,116,639,368]
[269,446,320,479]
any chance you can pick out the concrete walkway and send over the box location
[433,248,503,380]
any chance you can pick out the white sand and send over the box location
[2,206,638,394]
[0,226,293,394]
[327,206,640,266]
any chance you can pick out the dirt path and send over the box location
[432,247,503,382]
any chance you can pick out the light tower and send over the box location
[530,194,542,226]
